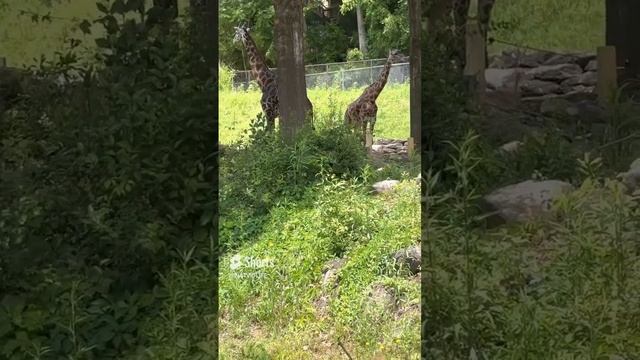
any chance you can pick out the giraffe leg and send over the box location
[262,96,277,131]
[370,116,377,139]
[362,120,368,146]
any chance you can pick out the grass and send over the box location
[489,0,605,54]
[219,177,420,359]
[219,84,410,145]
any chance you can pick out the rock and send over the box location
[520,79,561,96]
[562,87,597,101]
[367,283,397,311]
[499,140,524,154]
[485,68,522,90]
[566,100,606,120]
[561,71,598,87]
[585,59,598,71]
[573,53,597,69]
[392,245,421,275]
[371,144,383,152]
[543,54,580,66]
[519,52,554,68]
[540,97,574,115]
[480,180,574,225]
[617,158,640,193]
[372,179,400,194]
[526,63,583,81]
[489,51,520,68]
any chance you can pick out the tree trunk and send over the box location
[273,0,311,142]
[188,0,217,79]
[185,0,218,356]
[409,0,421,147]
[356,5,368,57]
[327,0,342,21]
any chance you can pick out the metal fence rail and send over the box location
[232,60,410,90]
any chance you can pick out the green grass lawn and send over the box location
[489,0,604,54]
[219,84,410,145]
[219,177,421,359]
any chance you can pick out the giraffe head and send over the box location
[387,49,404,64]
[233,24,251,44]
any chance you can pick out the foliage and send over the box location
[423,127,640,358]
[218,62,235,91]
[219,114,367,229]
[0,1,215,358]
[346,48,364,62]
[304,18,351,64]
[341,0,410,58]
[421,21,469,177]
[219,175,420,358]
[218,0,408,69]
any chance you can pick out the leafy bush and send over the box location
[346,48,364,62]
[0,2,215,358]
[219,62,236,91]
[220,114,367,219]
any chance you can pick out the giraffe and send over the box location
[233,24,313,131]
[344,49,403,145]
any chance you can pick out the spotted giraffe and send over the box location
[344,50,404,145]
[233,24,313,131]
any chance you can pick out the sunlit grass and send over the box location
[219,84,410,144]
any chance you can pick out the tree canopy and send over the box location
[219,0,409,69]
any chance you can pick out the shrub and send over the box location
[0,4,215,358]
[220,114,367,219]
[219,62,236,91]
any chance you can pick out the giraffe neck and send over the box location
[366,58,393,101]
[241,34,275,90]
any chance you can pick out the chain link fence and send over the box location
[231,58,410,90]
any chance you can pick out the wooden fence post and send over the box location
[597,46,618,105]
[463,18,486,107]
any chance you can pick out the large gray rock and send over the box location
[585,59,598,71]
[499,140,524,154]
[543,54,581,66]
[519,52,554,68]
[617,158,640,193]
[485,68,523,90]
[561,71,598,87]
[367,283,397,311]
[540,97,574,115]
[481,180,574,225]
[520,79,561,96]
[392,245,420,275]
[526,63,583,82]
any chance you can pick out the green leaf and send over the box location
[111,0,127,15]
[95,38,110,48]
[79,20,92,35]
[96,2,109,13]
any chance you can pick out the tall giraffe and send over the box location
[344,49,403,145]
[233,24,313,131]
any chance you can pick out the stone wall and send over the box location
[485,51,598,100]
